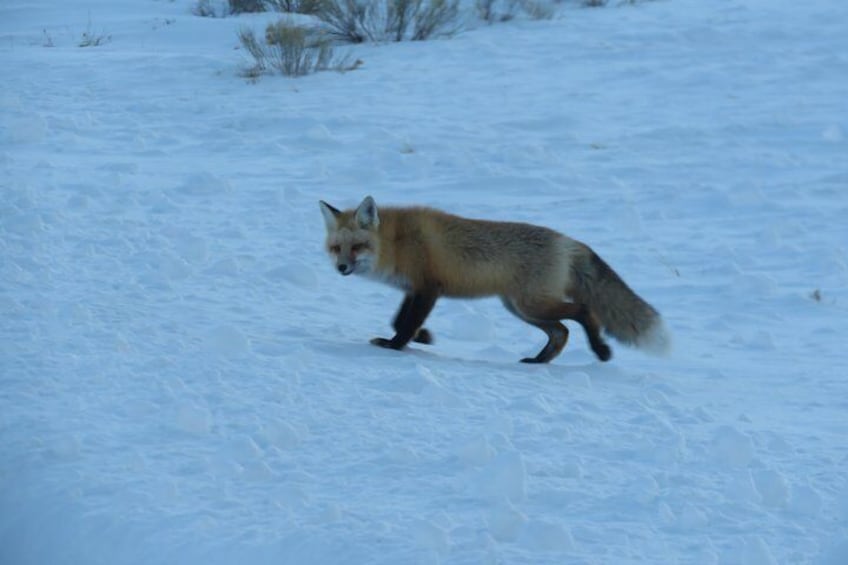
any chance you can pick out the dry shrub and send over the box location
[314,0,461,43]
[240,20,359,77]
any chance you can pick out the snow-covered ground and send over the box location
[2,0,848,563]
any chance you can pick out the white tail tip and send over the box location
[637,317,672,357]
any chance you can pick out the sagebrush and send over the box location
[195,0,326,16]
[476,0,554,23]
[239,20,358,77]
[265,0,323,12]
[314,0,461,43]
[230,0,266,12]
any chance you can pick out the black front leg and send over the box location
[372,292,438,350]
[392,295,433,345]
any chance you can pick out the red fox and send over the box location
[319,196,669,363]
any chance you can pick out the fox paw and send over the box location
[593,343,612,362]
[520,356,547,364]
[413,328,433,344]
[370,337,403,350]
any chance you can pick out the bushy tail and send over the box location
[571,250,670,355]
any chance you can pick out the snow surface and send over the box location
[2,0,848,563]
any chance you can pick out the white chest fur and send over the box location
[360,268,412,292]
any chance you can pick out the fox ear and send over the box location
[355,195,379,229]
[319,200,341,231]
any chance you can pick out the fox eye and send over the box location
[329,244,341,254]
[351,243,368,253]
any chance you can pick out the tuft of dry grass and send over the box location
[239,20,360,78]
[313,0,461,43]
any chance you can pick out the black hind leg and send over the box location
[501,298,569,363]
[520,321,569,364]
[574,306,611,361]
[502,297,611,362]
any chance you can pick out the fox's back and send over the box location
[377,207,580,298]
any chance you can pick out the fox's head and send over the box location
[319,196,379,276]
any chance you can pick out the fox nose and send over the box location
[338,264,352,275]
